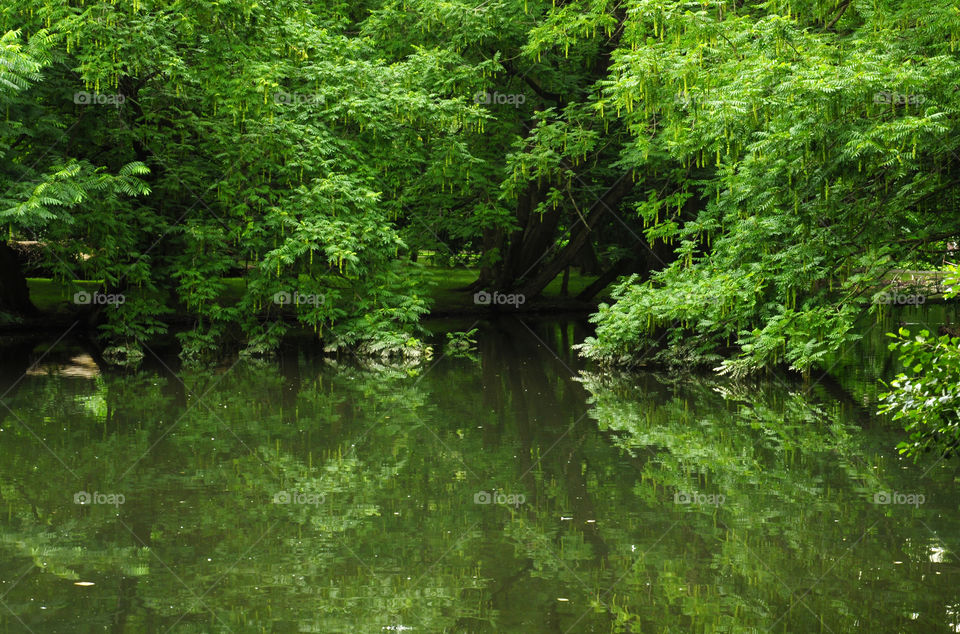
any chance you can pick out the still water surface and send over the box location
[0,314,957,632]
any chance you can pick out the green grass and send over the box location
[27,278,248,313]
[27,278,103,313]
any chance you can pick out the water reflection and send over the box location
[0,318,956,632]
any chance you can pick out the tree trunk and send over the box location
[573,239,601,275]
[0,242,37,316]
[475,7,629,296]
[518,173,636,299]
[495,182,559,290]
[574,257,635,301]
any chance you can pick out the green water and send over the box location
[0,315,957,632]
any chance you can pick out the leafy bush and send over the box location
[879,265,960,458]
[879,328,960,458]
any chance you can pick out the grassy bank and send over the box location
[25,265,609,317]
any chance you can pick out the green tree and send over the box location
[0,0,472,356]
[571,0,960,375]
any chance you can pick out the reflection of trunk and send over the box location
[279,342,301,425]
[0,337,39,397]
[111,575,138,633]
[513,319,612,561]
[114,514,151,634]
[505,326,536,485]
[0,242,37,316]
[562,451,611,561]
[480,333,508,440]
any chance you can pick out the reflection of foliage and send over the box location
[323,355,427,380]
[445,328,478,352]
[0,355,492,630]
[101,345,145,367]
[0,333,957,632]
[445,328,479,361]
[577,369,955,632]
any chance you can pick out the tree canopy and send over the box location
[2,0,960,451]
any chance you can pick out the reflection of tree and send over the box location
[575,370,960,632]
[0,354,445,630]
[0,322,613,631]
[0,330,957,632]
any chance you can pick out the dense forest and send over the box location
[1,2,959,451]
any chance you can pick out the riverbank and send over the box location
[12,266,610,331]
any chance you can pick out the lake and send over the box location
[0,311,957,632]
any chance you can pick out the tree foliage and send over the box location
[0,0,470,356]
[572,0,960,374]
[2,0,960,455]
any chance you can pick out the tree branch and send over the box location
[826,0,852,31]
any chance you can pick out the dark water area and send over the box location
[0,312,958,632]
